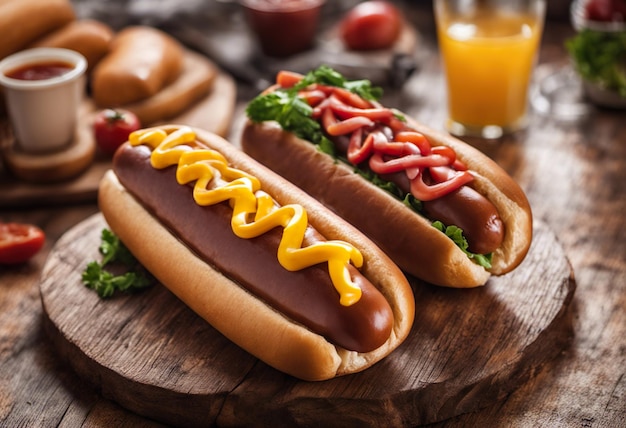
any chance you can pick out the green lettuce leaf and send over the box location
[432,221,493,269]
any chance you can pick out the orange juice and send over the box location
[437,11,543,134]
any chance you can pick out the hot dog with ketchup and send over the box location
[98,124,414,381]
[242,66,533,287]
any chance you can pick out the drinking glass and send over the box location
[435,0,547,139]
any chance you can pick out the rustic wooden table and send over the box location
[1,5,624,427]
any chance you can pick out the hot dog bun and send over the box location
[30,19,114,71]
[119,49,217,125]
[91,26,217,125]
[92,26,184,107]
[98,125,414,381]
[0,0,75,60]
[241,116,532,288]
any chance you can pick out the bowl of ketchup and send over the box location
[241,0,326,57]
[0,48,87,153]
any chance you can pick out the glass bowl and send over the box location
[571,0,626,32]
[568,0,626,108]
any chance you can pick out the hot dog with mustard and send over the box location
[98,124,415,381]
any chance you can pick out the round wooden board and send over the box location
[40,214,575,427]
[0,70,236,208]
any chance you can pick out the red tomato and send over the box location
[276,70,305,88]
[340,1,402,51]
[93,109,141,155]
[585,0,626,22]
[0,222,45,265]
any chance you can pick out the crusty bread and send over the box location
[0,0,75,60]
[98,126,414,381]
[90,25,217,126]
[91,26,184,107]
[120,50,217,125]
[30,19,114,71]
[241,119,532,287]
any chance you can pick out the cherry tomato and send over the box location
[340,1,402,51]
[0,222,45,265]
[93,109,141,155]
[585,0,626,22]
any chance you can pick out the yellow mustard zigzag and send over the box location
[129,126,363,306]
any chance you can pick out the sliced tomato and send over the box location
[276,70,304,88]
[332,87,373,109]
[298,89,328,107]
[0,222,45,265]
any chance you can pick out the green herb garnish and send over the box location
[246,65,383,145]
[246,90,321,143]
[293,65,383,101]
[403,193,423,212]
[356,167,404,199]
[82,229,153,298]
[566,29,626,97]
[317,135,337,157]
[432,221,493,269]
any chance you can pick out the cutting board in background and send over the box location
[40,214,575,427]
[0,71,236,208]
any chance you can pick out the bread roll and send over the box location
[0,0,75,60]
[30,19,114,71]
[91,26,184,107]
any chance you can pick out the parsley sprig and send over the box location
[82,229,153,298]
[246,65,383,145]
[291,65,383,101]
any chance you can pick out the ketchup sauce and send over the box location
[242,0,325,57]
[4,61,74,81]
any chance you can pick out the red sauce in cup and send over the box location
[4,61,74,81]
[242,0,325,57]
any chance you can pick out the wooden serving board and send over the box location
[0,71,236,208]
[40,214,575,427]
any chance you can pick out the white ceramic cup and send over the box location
[0,48,87,153]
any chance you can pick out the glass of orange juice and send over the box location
[434,0,546,139]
